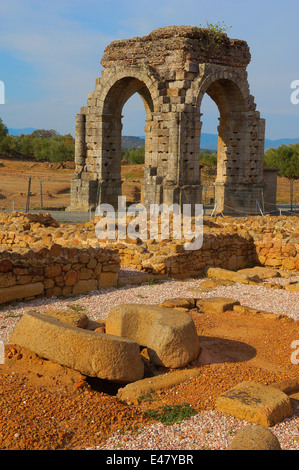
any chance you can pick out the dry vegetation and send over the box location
[0,158,297,212]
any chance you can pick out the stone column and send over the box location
[74,113,86,170]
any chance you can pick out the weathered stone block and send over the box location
[216,381,292,427]
[10,311,144,383]
[227,425,281,450]
[0,282,44,305]
[205,267,259,284]
[72,279,98,295]
[44,264,62,278]
[106,304,200,368]
[197,297,240,313]
[98,271,118,288]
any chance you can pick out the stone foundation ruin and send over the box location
[0,211,298,306]
[68,25,268,215]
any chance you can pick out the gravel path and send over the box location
[1,269,299,451]
[1,270,298,345]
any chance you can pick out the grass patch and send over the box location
[68,304,88,313]
[145,402,197,426]
[138,388,158,403]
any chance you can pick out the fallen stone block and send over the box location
[237,266,281,280]
[205,267,260,284]
[197,297,240,313]
[10,311,144,383]
[0,282,44,305]
[227,425,281,450]
[106,304,200,369]
[233,305,285,321]
[117,368,202,404]
[216,381,292,427]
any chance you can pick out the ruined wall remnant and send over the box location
[69,26,266,214]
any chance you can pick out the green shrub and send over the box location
[121,146,145,164]
[0,125,75,162]
[145,402,197,426]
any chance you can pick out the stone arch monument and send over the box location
[67,26,266,215]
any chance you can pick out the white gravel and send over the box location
[1,268,299,451]
[1,271,298,345]
[95,409,299,451]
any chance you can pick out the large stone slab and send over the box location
[106,304,200,369]
[117,368,202,403]
[216,381,292,427]
[205,267,260,284]
[237,266,280,280]
[10,311,144,383]
[0,282,44,305]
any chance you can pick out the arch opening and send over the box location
[97,77,154,209]
[197,77,262,214]
[199,93,219,210]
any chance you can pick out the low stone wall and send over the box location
[113,231,258,277]
[0,212,298,305]
[0,243,120,304]
[255,239,299,271]
[99,215,299,277]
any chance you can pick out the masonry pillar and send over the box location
[68,113,99,212]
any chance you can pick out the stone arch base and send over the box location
[67,26,267,216]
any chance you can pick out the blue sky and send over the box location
[0,0,298,139]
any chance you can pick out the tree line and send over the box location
[0,118,75,162]
[0,117,298,182]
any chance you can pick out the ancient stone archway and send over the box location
[67,26,266,215]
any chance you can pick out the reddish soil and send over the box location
[1,307,299,450]
[0,158,297,211]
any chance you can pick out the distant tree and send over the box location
[16,133,35,156]
[0,135,17,155]
[200,151,217,167]
[264,143,299,209]
[0,118,8,140]
[31,129,59,139]
[121,146,145,164]
[0,126,75,162]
